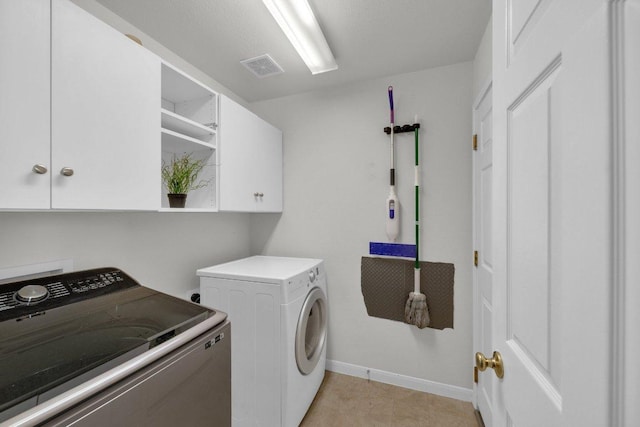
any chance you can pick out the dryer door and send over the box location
[295,287,327,375]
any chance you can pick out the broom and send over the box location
[404,122,430,328]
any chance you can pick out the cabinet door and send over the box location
[219,96,282,212]
[0,0,51,209]
[51,0,160,210]
[253,119,283,212]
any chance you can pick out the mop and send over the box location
[369,87,413,257]
[386,86,399,242]
[404,123,430,328]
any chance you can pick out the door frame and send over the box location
[471,77,493,420]
[614,2,639,426]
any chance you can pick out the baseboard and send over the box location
[325,359,473,402]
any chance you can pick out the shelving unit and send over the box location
[160,62,218,211]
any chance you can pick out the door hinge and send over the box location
[474,366,479,383]
[474,250,479,267]
[472,134,478,151]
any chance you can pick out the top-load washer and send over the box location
[197,256,328,427]
[0,267,230,426]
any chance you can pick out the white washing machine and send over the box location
[197,256,328,427]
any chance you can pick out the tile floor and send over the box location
[300,371,479,427]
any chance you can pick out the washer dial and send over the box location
[15,285,49,305]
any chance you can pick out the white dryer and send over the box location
[197,256,328,427]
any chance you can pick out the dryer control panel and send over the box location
[283,264,324,304]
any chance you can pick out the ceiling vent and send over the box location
[240,54,284,78]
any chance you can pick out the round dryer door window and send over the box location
[295,287,327,375]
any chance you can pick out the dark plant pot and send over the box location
[167,193,187,208]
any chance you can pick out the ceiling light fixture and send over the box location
[262,0,338,75]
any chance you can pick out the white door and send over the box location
[472,84,493,426]
[489,1,621,426]
[51,0,160,210]
[0,0,51,209]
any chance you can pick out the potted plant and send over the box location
[161,153,209,208]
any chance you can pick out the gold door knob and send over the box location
[475,351,504,379]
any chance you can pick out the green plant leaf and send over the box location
[161,153,210,194]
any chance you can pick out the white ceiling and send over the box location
[95,0,491,102]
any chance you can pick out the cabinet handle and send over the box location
[60,167,74,177]
[254,192,259,197]
[32,164,48,174]
[258,193,264,197]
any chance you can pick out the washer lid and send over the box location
[197,256,323,284]
[0,285,222,417]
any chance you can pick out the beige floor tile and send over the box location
[300,372,478,427]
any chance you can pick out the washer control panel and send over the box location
[0,268,139,322]
[68,271,125,294]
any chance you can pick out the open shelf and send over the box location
[158,208,218,213]
[161,128,215,153]
[161,109,215,140]
[158,207,218,213]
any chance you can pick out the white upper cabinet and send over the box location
[0,0,160,210]
[51,0,160,210]
[0,0,51,209]
[219,95,283,213]
[0,0,281,213]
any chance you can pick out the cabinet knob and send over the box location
[258,193,264,197]
[60,167,74,177]
[32,164,48,174]
[254,192,259,197]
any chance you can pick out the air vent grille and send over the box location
[240,54,284,78]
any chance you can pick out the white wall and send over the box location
[250,62,474,389]
[0,212,250,298]
[473,16,493,101]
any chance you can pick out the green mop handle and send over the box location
[414,125,420,270]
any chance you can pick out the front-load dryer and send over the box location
[197,256,328,427]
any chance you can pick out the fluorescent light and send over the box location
[262,0,338,75]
